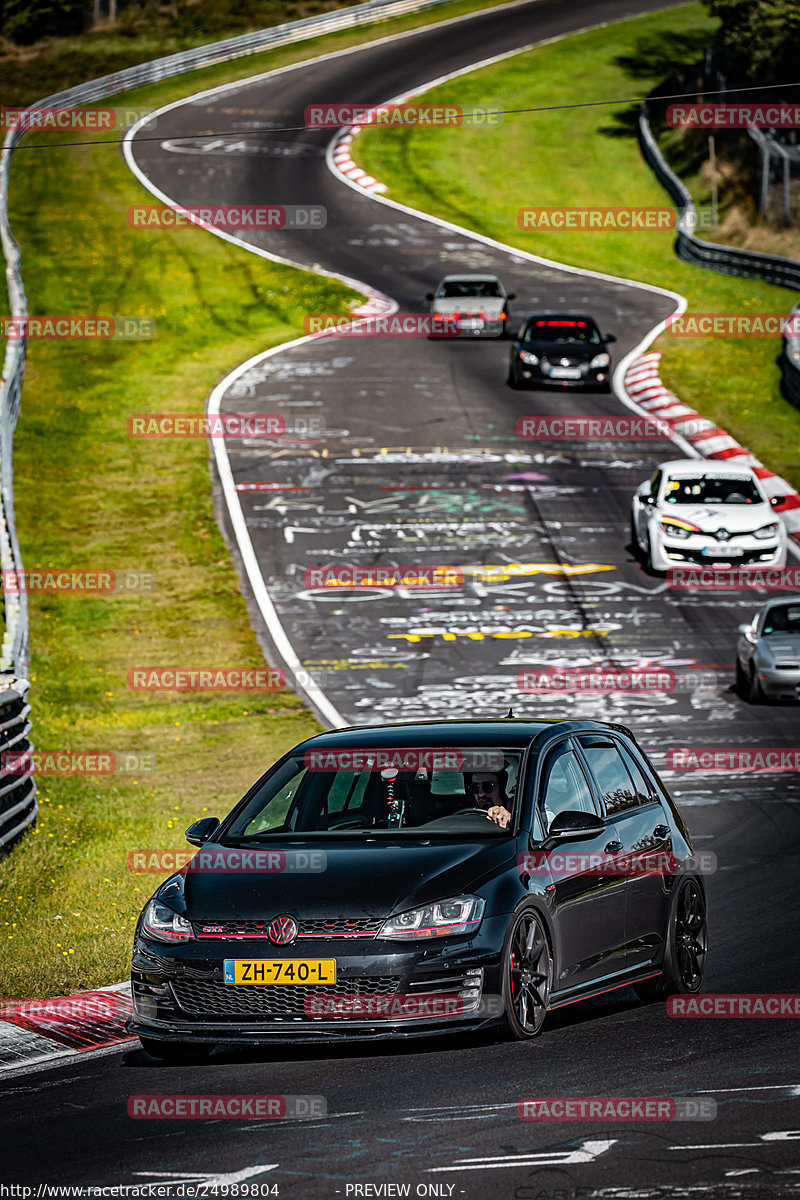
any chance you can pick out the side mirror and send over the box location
[738,623,756,642]
[425,292,435,301]
[644,494,656,506]
[543,809,606,848]
[185,817,220,846]
[769,495,785,508]
[604,332,617,343]
[506,292,516,301]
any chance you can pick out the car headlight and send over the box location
[589,353,610,368]
[519,350,539,365]
[141,898,194,943]
[660,519,698,540]
[380,896,485,940]
[754,522,780,541]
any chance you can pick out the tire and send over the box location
[634,876,707,1002]
[507,365,521,390]
[630,514,641,558]
[139,1037,215,1063]
[747,664,764,705]
[501,907,553,1039]
[735,658,748,697]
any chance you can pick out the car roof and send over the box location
[436,274,503,283]
[657,459,757,478]
[523,313,599,324]
[760,594,800,612]
[291,718,635,752]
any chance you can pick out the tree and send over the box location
[2,0,88,43]
[703,0,800,87]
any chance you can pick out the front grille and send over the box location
[193,917,383,940]
[171,975,401,1020]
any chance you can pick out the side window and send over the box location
[539,741,597,833]
[577,737,639,816]
[650,469,662,501]
[619,744,653,805]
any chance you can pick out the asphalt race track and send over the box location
[2,0,800,1194]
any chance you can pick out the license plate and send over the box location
[550,366,582,379]
[462,319,484,329]
[223,959,336,986]
[702,546,742,557]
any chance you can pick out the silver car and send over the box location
[426,274,515,338]
[736,596,800,702]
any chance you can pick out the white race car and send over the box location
[630,459,787,573]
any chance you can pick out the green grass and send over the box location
[353,2,800,492]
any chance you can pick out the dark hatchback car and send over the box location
[507,313,616,390]
[129,719,707,1060]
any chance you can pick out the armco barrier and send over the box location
[0,680,36,848]
[0,0,461,848]
[639,85,800,406]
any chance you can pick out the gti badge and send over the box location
[268,915,298,945]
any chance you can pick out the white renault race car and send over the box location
[631,459,787,573]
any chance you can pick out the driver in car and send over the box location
[466,771,513,828]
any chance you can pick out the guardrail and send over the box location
[639,88,800,413]
[0,680,35,848]
[0,0,461,848]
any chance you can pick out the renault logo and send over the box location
[268,915,298,945]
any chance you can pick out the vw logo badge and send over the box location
[268,915,298,945]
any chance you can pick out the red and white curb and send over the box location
[625,352,800,545]
[0,980,134,1070]
[331,125,387,194]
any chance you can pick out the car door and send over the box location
[530,736,627,991]
[575,734,672,972]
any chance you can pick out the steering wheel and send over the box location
[447,807,493,818]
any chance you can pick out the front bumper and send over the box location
[513,359,609,389]
[653,533,786,571]
[129,930,506,1043]
[758,667,800,700]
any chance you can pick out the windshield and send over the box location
[664,475,762,505]
[223,749,523,838]
[437,280,502,299]
[762,604,800,636]
[524,318,601,344]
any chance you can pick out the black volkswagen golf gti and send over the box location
[129,719,708,1059]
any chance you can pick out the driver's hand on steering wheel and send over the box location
[487,805,511,828]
